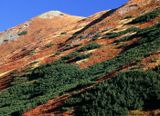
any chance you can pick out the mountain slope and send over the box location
[0,0,160,116]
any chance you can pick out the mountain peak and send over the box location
[1,1,160,116]
[38,10,65,19]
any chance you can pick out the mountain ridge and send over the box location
[0,0,160,115]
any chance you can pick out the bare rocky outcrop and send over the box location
[0,0,160,115]
[0,22,30,44]
[118,0,160,15]
[38,10,65,19]
[0,29,19,44]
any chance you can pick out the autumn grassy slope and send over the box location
[0,3,160,116]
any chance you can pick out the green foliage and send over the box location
[92,33,100,40]
[0,23,160,115]
[124,15,133,19]
[67,53,91,63]
[55,51,61,55]
[114,27,142,44]
[30,61,39,65]
[61,43,99,62]
[61,50,91,63]
[60,32,67,35]
[62,44,82,51]
[29,49,36,55]
[0,63,91,116]
[18,31,27,36]
[75,54,91,61]
[63,70,160,116]
[114,35,133,44]
[61,51,79,61]
[77,43,101,52]
[11,76,28,85]
[115,22,160,44]
[154,65,160,74]
[44,43,53,48]
[88,23,160,77]
[129,8,160,24]
[79,36,87,40]
[101,28,109,32]
[105,27,140,39]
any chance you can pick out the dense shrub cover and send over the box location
[61,43,100,61]
[61,51,79,61]
[77,43,101,52]
[124,15,133,19]
[61,52,91,63]
[92,33,100,40]
[154,65,160,74]
[0,64,92,116]
[67,53,91,63]
[129,8,160,24]
[114,35,134,44]
[64,70,160,116]
[114,23,160,44]
[18,31,28,36]
[89,23,160,77]
[0,23,160,115]
[105,27,140,39]
[44,43,53,48]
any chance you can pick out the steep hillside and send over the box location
[0,0,160,116]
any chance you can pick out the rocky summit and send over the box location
[0,0,160,116]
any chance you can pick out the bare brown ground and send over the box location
[79,45,122,68]
[0,74,12,90]
[0,0,160,115]
[129,109,160,116]
[140,52,160,71]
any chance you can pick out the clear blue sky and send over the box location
[0,0,128,32]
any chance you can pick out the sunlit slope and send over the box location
[0,0,160,115]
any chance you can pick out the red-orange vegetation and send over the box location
[141,52,160,70]
[79,45,122,68]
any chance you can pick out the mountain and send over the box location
[0,0,160,115]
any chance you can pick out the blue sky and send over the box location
[0,0,128,32]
